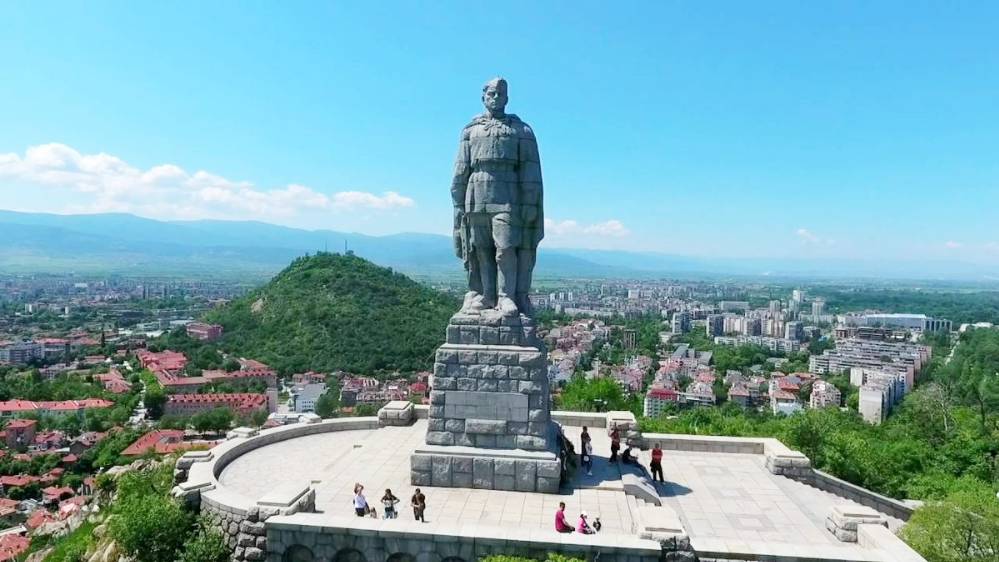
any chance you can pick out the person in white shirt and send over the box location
[353,484,369,517]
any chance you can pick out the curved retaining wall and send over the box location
[175,418,381,562]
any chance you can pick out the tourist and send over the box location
[580,426,591,453]
[593,516,602,532]
[577,511,595,534]
[621,445,637,465]
[582,439,594,476]
[353,484,369,517]
[554,502,573,533]
[609,428,621,462]
[650,442,664,482]
[411,488,426,522]
[382,489,400,519]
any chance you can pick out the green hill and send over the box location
[206,252,459,374]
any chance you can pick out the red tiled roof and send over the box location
[5,419,37,429]
[120,430,185,457]
[25,509,55,530]
[166,393,267,410]
[0,475,37,488]
[0,534,30,561]
[647,387,679,400]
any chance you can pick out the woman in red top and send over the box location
[650,442,664,482]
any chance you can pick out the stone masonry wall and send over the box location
[428,312,551,450]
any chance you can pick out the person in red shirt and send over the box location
[650,442,664,482]
[555,502,573,533]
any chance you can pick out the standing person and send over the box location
[353,484,369,517]
[609,428,621,462]
[381,489,400,519]
[411,488,427,522]
[580,426,591,453]
[554,502,573,533]
[650,442,665,482]
[582,439,594,476]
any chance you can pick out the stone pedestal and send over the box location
[378,400,414,426]
[411,311,562,493]
[825,504,887,542]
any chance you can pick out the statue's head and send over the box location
[482,77,508,116]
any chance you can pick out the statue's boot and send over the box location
[461,291,484,313]
[497,295,519,317]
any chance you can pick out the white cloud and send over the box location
[0,142,415,223]
[332,191,414,210]
[944,241,963,249]
[796,228,818,243]
[796,227,835,246]
[545,218,630,238]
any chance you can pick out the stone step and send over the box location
[621,473,662,506]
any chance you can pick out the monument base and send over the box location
[411,441,561,493]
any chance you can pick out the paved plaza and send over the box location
[218,420,902,559]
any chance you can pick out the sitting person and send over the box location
[555,502,573,533]
[621,445,638,465]
[577,511,596,535]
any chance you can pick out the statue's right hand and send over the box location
[453,234,464,259]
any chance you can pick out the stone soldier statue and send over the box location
[451,78,544,316]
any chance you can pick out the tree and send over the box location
[144,386,167,420]
[315,392,339,418]
[110,491,193,562]
[354,403,378,417]
[179,521,230,562]
[901,486,999,562]
[109,463,194,562]
[192,407,234,435]
[558,376,629,413]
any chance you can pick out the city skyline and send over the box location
[1,2,997,267]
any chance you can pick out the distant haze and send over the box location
[0,210,995,283]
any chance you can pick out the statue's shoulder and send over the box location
[464,113,489,129]
[506,114,535,139]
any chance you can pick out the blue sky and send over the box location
[1,1,997,264]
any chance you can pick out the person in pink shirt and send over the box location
[577,511,595,534]
[554,502,573,533]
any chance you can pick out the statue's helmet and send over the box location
[482,77,508,113]
[482,77,508,94]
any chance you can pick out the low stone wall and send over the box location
[551,410,609,429]
[201,485,315,561]
[858,524,925,561]
[808,469,915,521]
[265,513,663,562]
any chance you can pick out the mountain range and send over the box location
[0,210,994,282]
